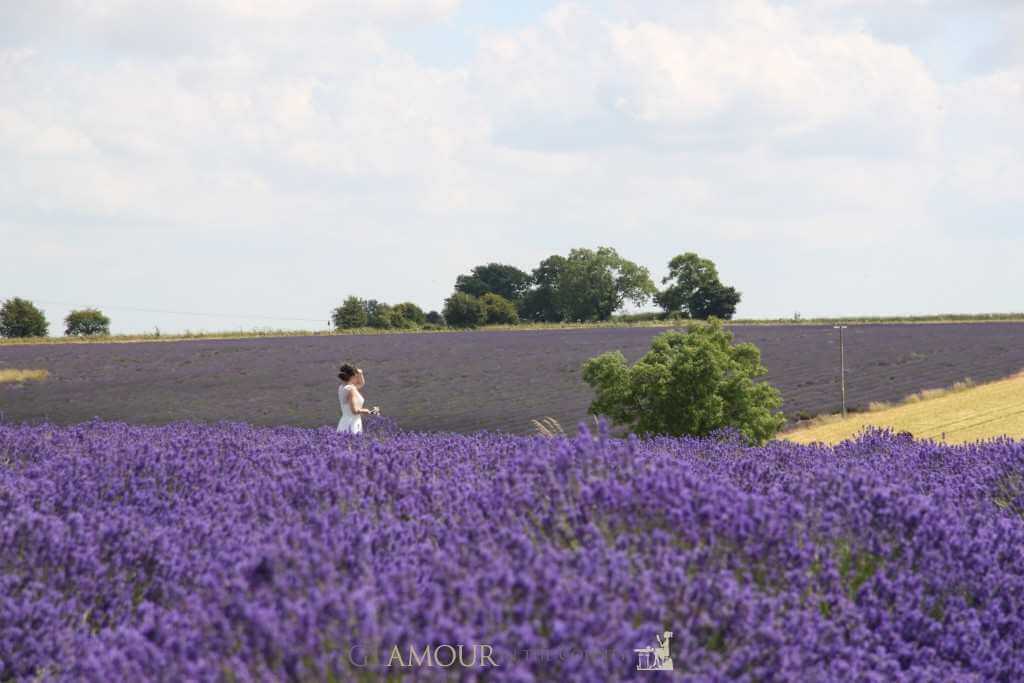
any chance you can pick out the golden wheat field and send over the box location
[783,372,1024,444]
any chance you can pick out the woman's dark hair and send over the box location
[338,363,357,381]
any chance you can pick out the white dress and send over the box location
[337,383,364,434]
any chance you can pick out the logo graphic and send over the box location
[634,630,673,671]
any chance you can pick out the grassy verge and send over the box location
[0,369,50,383]
[782,371,1024,444]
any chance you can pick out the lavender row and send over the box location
[1,419,1022,681]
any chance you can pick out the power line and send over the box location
[15,298,328,324]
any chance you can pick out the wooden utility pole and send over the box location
[833,325,848,418]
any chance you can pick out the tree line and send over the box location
[1,249,739,337]
[333,248,741,330]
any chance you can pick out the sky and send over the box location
[2,0,1022,334]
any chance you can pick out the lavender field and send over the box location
[2,418,1022,681]
[3,323,1024,434]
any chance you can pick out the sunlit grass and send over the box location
[783,372,1024,444]
[0,368,50,383]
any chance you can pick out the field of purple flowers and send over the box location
[2,418,1023,681]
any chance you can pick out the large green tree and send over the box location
[0,298,48,338]
[555,247,656,322]
[64,309,110,336]
[655,252,741,320]
[581,318,785,444]
[454,263,533,303]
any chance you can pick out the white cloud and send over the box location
[476,2,941,158]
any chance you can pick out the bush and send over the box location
[332,297,368,329]
[479,293,519,325]
[0,298,48,338]
[64,309,110,336]
[582,318,785,444]
[425,310,445,326]
[391,302,426,328]
[442,292,485,328]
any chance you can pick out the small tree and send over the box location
[0,297,48,338]
[332,297,368,329]
[392,302,427,327]
[443,292,485,328]
[582,318,785,444]
[425,310,445,326]
[64,308,110,336]
[479,293,519,325]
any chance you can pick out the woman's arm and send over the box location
[348,388,373,415]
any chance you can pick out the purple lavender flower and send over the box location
[0,421,1021,681]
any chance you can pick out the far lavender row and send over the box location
[4,322,1024,434]
[1,418,1022,680]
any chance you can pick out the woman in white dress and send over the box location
[337,364,380,434]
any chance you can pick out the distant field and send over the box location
[3,312,1024,346]
[784,372,1024,444]
[2,323,1023,434]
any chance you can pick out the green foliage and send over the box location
[332,296,368,329]
[391,302,427,328]
[479,293,519,325]
[443,292,486,328]
[581,318,785,444]
[689,281,741,320]
[387,310,414,329]
[64,308,110,336]
[455,263,533,303]
[0,298,48,338]
[364,300,393,329]
[425,310,445,326]
[655,252,741,320]
[836,539,884,601]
